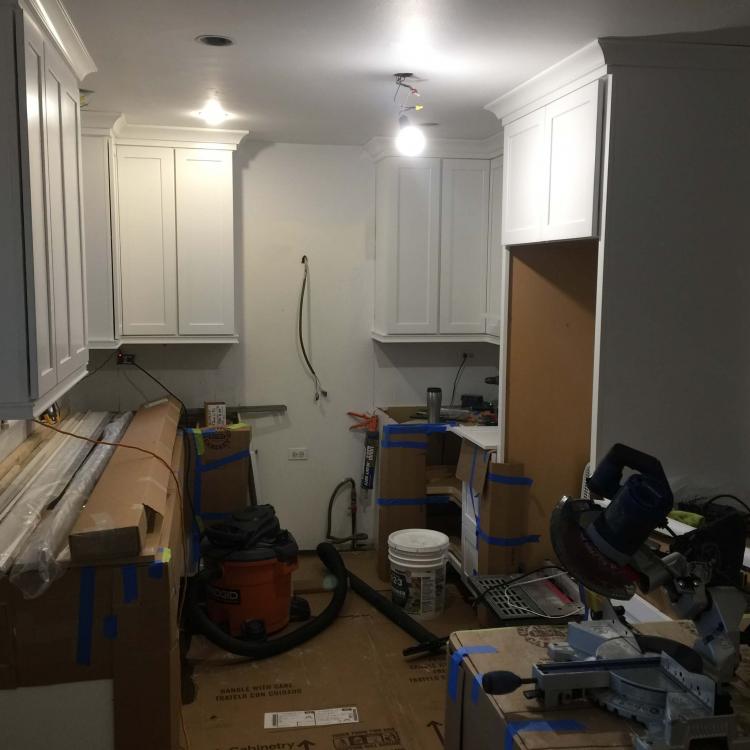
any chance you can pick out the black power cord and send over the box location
[449,353,468,407]
[703,494,750,515]
[298,255,328,402]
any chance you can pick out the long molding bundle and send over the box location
[0,412,110,573]
[9,411,134,597]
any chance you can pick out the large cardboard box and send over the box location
[0,433,186,750]
[186,423,251,518]
[69,397,181,561]
[444,622,750,750]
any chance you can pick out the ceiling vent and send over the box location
[195,35,234,47]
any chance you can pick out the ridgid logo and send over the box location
[207,584,241,604]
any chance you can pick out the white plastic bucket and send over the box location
[388,529,450,620]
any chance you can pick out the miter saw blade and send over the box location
[550,497,638,600]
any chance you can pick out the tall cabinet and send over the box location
[82,122,246,345]
[0,1,95,418]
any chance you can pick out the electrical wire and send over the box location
[449,353,468,407]
[472,566,560,610]
[86,350,118,378]
[298,255,327,401]
[128,360,188,415]
[704,494,750,515]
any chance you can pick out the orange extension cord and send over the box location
[33,418,193,750]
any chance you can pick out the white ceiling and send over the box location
[66,0,750,145]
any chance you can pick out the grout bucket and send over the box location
[388,529,450,620]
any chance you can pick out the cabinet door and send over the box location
[486,156,504,338]
[43,40,88,381]
[376,158,441,334]
[542,79,604,241]
[23,15,56,396]
[116,146,177,335]
[81,136,116,345]
[175,149,235,335]
[501,108,546,245]
[439,159,490,334]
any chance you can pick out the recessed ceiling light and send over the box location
[197,97,230,126]
[195,34,234,47]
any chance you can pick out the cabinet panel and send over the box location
[378,158,441,334]
[23,17,56,396]
[116,146,177,335]
[175,149,235,335]
[439,159,490,334]
[542,79,603,241]
[44,43,87,381]
[501,109,546,245]
[81,136,116,345]
[486,156,504,338]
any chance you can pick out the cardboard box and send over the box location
[186,423,251,518]
[69,397,181,562]
[0,433,186,750]
[444,622,750,750]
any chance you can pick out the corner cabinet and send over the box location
[502,79,604,245]
[0,2,95,418]
[373,155,499,343]
[82,123,246,345]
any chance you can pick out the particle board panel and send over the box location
[504,240,597,567]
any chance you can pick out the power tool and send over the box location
[482,444,750,750]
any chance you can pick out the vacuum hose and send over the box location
[186,542,347,659]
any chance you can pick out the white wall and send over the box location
[71,142,499,548]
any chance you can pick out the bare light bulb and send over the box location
[198,98,229,126]
[395,117,426,156]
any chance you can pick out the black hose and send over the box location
[326,477,367,548]
[186,542,347,659]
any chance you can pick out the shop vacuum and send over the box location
[186,505,347,659]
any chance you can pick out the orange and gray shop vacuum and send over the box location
[186,505,347,658]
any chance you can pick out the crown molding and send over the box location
[21,0,96,80]
[81,110,123,136]
[363,130,503,161]
[112,119,249,149]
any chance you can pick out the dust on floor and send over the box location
[182,550,479,750]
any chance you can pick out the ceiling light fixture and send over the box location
[393,74,426,156]
[198,97,230,126]
[195,34,234,47]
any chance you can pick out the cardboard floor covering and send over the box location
[183,551,478,750]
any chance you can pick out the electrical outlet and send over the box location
[117,351,136,365]
[288,447,308,461]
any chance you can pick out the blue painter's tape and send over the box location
[103,614,118,640]
[471,672,484,704]
[381,440,429,450]
[383,423,455,436]
[504,720,586,750]
[488,473,533,486]
[76,567,96,666]
[148,562,164,579]
[448,645,497,701]
[476,525,540,547]
[199,450,250,473]
[377,496,453,507]
[121,564,138,604]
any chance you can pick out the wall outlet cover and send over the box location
[288,448,308,461]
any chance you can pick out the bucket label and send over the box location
[207,584,241,605]
[390,566,445,617]
[390,570,409,608]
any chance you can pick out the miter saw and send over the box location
[482,444,750,750]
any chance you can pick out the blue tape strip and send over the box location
[76,566,96,666]
[148,562,164,579]
[103,614,118,640]
[381,440,429,450]
[488,473,533,486]
[191,433,203,515]
[476,525,540,547]
[448,646,497,701]
[471,672,484,704]
[504,720,586,750]
[383,423,454,436]
[377,496,452,507]
[198,450,250,473]
[121,564,138,604]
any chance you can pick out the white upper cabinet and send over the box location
[501,79,604,245]
[0,3,93,418]
[502,108,546,245]
[82,125,245,344]
[374,157,441,335]
[117,146,178,336]
[542,79,604,241]
[486,156,504,338]
[439,159,490,334]
[175,149,235,336]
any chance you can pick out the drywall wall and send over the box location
[71,142,499,548]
